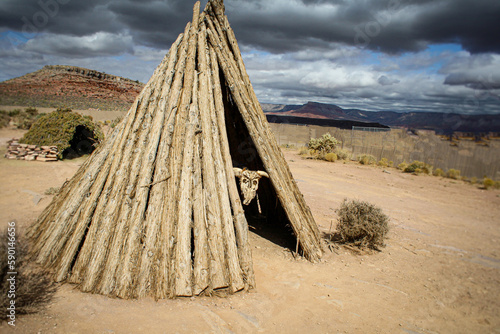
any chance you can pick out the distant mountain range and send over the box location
[262,102,500,134]
[1,66,498,133]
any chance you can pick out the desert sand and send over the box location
[1,128,499,333]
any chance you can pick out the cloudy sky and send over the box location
[1,0,500,114]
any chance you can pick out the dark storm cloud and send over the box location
[1,0,499,54]
[224,0,500,55]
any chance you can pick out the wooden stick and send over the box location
[174,97,198,297]
[198,22,229,291]
[202,25,244,293]
[135,23,193,299]
[192,127,209,295]
[208,45,255,289]
[96,31,186,297]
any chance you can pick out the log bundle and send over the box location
[4,138,59,161]
[28,0,323,300]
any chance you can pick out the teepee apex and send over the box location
[28,0,322,299]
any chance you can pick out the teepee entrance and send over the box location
[28,0,322,299]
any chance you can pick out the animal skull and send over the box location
[233,167,269,205]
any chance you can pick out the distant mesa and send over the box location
[262,101,500,134]
[0,65,144,111]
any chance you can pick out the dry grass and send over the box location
[0,227,57,320]
[335,199,389,251]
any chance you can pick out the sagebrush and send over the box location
[336,199,389,250]
[1,227,57,320]
[0,108,40,130]
[404,160,433,175]
[358,154,377,165]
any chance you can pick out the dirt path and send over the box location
[1,130,499,333]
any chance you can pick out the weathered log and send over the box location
[208,45,255,288]
[196,23,230,291]
[192,130,209,295]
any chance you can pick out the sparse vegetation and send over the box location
[433,168,445,177]
[335,148,352,161]
[404,160,433,175]
[20,108,103,159]
[336,199,389,250]
[308,133,339,155]
[483,178,495,189]
[44,187,60,195]
[306,133,341,162]
[0,107,40,130]
[398,161,408,171]
[377,158,393,167]
[446,169,461,180]
[0,227,57,320]
[298,147,309,156]
[358,154,377,165]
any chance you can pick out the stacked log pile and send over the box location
[4,139,59,161]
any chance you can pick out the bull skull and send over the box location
[233,167,269,205]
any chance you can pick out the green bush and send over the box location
[336,199,389,250]
[308,133,339,154]
[446,169,461,180]
[433,168,445,177]
[20,108,103,158]
[0,227,57,320]
[324,152,338,162]
[404,161,433,175]
[358,154,377,165]
[483,178,495,189]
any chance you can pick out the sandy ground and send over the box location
[0,105,126,123]
[1,128,499,334]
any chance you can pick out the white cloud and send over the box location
[23,32,134,57]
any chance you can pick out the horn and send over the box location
[233,167,243,177]
[257,170,269,178]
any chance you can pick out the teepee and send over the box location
[28,0,323,299]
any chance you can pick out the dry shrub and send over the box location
[335,148,352,161]
[377,158,393,167]
[397,161,408,171]
[433,168,445,177]
[404,160,433,175]
[0,227,57,320]
[324,152,338,162]
[336,199,389,250]
[358,154,377,165]
[483,178,495,189]
[0,108,40,130]
[446,169,461,180]
[298,147,309,156]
